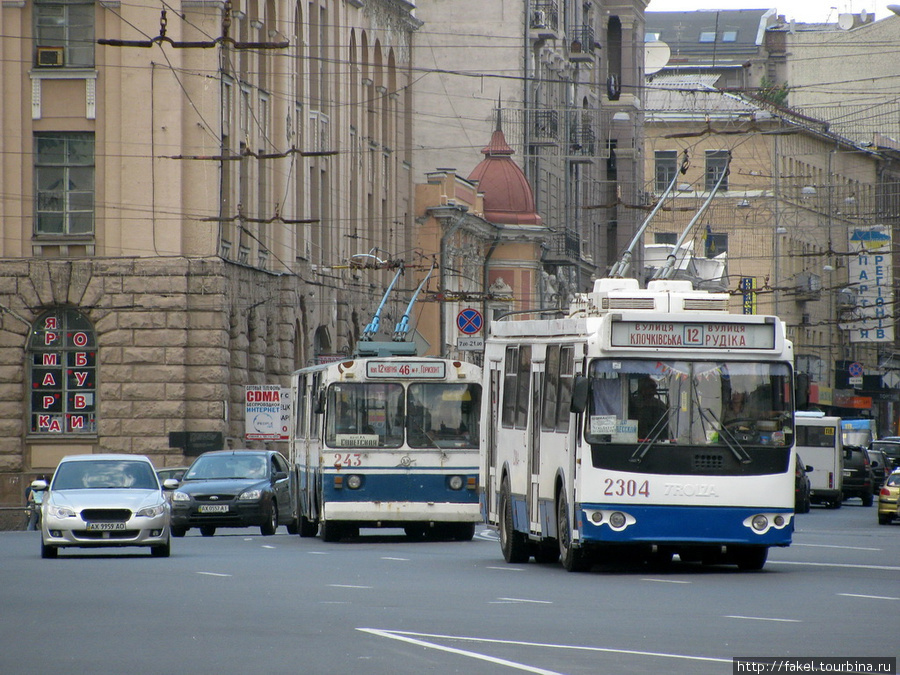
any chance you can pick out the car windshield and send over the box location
[52,460,159,490]
[887,473,900,487]
[184,454,268,480]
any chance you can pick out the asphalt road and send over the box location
[1,500,897,675]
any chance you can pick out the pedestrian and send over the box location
[25,476,47,531]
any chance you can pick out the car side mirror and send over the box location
[162,478,180,490]
[273,471,288,482]
[31,479,48,491]
[805,465,813,473]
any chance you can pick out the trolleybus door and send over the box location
[529,370,542,532]
[486,368,501,521]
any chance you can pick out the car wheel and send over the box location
[557,490,590,572]
[171,526,187,537]
[861,493,873,507]
[299,515,318,537]
[286,515,299,535]
[878,514,892,525]
[499,478,530,564]
[261,503,278,536]
[40,541,58,559]
[200,525,216,537]
[151,539,171,557]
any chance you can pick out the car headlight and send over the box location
[172,491,190,502]
[136,504,167,518]
[239,489,262,500]
[47,505,77,519]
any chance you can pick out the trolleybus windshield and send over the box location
[584,359,793,457]
[324,381,481,450]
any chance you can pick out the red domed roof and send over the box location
[467,118,542,227]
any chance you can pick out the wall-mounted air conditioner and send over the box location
[36,46,65,67]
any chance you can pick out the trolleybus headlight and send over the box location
[773,515,785,527]
[608,512,627,529]
[448,475,464,491]
[590,511,603,524]
[751,515,769,532]
[346,474,362,490]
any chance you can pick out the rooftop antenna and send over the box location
[609,150,689,278]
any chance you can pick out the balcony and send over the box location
[568,25,596,63]
[530,1,560,40]
[794,272,822,301]
[567,114,596,162]
[530,109,560,146]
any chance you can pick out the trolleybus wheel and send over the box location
[299,515,318,537]
[499,478,530,563]
[735,546,768,571]
[321,520,343,542]
[450,522,476,541]
[557,491,590,572]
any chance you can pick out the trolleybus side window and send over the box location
[542,345,574,433]
[502,346,531,429]
[295,375,307,439]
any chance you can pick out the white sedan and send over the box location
[35,453,172,558]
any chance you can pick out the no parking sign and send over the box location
[456,308,483,335]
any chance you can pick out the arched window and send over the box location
[28,308,97,435]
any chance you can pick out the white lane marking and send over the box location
[359,628,731,670]
[725,615,801,623]
[839,593,900,601]
[329,584,372,589]
[496,597,552,605]
[381,556,409,561]
[793,543,882,552]
[261,545,276,549]
[642,578,691,584]
[769,560,900,572]
[196,572,232,577]
[487,566,524,571]
[308,551,330,555]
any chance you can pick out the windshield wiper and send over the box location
[702,407,752,464]
[629,411,672,464]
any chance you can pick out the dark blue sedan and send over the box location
[169,450,297,537]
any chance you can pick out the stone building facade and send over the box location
[0,0,419,505]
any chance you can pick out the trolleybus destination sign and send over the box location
[365,360,447,379]
[611,321,776,350]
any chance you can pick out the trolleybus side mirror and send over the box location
[570,376,589,414]
[315,391,326,414]
[794,372,810,410]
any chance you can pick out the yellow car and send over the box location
[877,470,900,525]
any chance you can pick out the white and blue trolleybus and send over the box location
[290,356,483,541]
[481,277,797,571]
